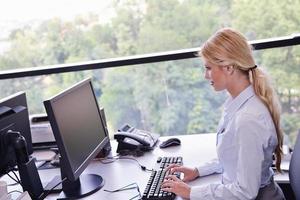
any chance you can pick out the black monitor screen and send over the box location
[44,78,107,198]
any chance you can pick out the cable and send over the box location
[7,167,21,184]
[118,156,153,172]
[129,193,142,200]
[6,170,35,200]
[12,170,21,183]
[104,182,142,200]
[130,183,141,200]
[5,169,21,186]
[98,155,153,172]
[97,155,120,164]
[104,182,138,193]
[6,172,20,185]
[7,182,19,186]
[8,190,23,194]
[38,177,67,200]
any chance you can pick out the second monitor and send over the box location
[44,78,109,199]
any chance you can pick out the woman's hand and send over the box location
[166,164,199,182]
[161,174,191,199]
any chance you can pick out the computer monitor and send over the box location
[0,95,44,199]
[43,78,109,199]
[0,92,33,154]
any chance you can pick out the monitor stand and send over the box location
[55,158,104,199]
[43,167,104,198]
[58,174,104,199]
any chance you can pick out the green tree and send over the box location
[100,0,225,134]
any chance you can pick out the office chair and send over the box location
[289,130,300,199]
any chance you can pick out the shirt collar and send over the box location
[223,85,255,120]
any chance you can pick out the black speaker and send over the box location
[96,108,111,158]
[96,141,111,158]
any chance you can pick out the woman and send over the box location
[161,28,285,199]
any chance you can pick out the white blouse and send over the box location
[190,85,278,200]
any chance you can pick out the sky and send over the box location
[0,0,115,52]
[0,0,114,22]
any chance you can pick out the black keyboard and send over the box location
[142,156,183,200]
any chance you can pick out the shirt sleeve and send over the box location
[190,113,265,200]
[196,158,223,177]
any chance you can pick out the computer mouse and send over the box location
[159,138,181,148]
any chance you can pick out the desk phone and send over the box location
[114,124,159,153]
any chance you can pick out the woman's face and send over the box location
[203,60,228,91]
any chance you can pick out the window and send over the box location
[0,0,299,146]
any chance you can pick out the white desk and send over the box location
[41,134,220,200]
[1,133,289,200]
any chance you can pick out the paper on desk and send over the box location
[32,150,56,161]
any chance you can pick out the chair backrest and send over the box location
[289,130,300,199]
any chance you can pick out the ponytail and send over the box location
[250,67,283,172]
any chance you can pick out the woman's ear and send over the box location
[226,65,234,75]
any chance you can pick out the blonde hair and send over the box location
[200,28,283,172]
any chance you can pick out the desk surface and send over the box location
[1,133,289,200]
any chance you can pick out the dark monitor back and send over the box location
[0,123,17,176]
[0,92,32,154]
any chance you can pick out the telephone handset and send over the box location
[114,124,159,153]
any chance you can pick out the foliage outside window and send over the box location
[0,0,299,146]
